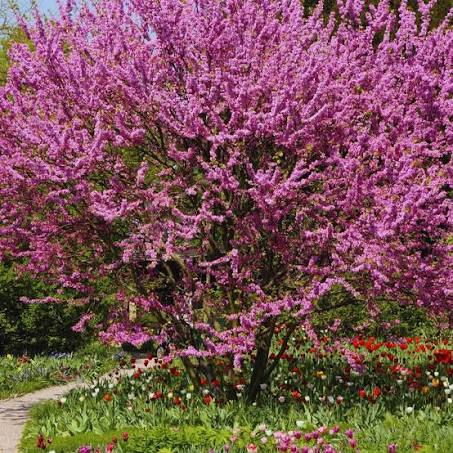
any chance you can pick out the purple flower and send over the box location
[329,425,340,434]
[78,446,92,453]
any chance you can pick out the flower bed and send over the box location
[20,334,453,452]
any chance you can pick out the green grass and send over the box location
[20,424,232,453]
[0,378,57,400]
[20,402,232,453]
[19,403,453,452]
[354,411,453,452]
[0,343,126,399]
[20,421,137,453]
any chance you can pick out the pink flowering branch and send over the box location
[0,0,451,399]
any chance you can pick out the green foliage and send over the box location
[19,406,453,452]
[0,23,28,84]
[354,410,453,453]
[0,342,123,399]
[0,263,89,355]
[20,424,230,453]
[313,286,439,338]
[126,426,231,452]
[20,418,133,453]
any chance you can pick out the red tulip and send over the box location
[291,390,302,400]
[434,349,452,364]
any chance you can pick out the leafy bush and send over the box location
[0,263,88,355]
[313,287,439,338]
[126,426,231,452]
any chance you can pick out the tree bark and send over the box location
[246,323,274,402]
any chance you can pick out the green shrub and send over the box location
[311,283,439,338]
[20,425,231,453]
[127,426,231,452]
[0,342,123,399]
[0,263,88,355]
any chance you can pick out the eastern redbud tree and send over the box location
[0,0,451,400]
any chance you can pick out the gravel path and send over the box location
[0,358,149,453]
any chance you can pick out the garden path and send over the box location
[0,358,149,453]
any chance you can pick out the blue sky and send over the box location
[17,0,60,16]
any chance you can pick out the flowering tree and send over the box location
[0,0,451,399]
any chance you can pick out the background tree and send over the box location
[0,261,89,355]
[0,0,451,400]
[0,0,13,82]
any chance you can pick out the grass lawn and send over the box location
[0,343,126,400]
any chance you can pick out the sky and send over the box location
[17,0,60,16]
[1,1,61,26]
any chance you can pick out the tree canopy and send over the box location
[0,0,451,398]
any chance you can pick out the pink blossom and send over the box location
[0,0,451,396]
[72,313,94,333]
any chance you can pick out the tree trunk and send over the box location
[246,325,274,402]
